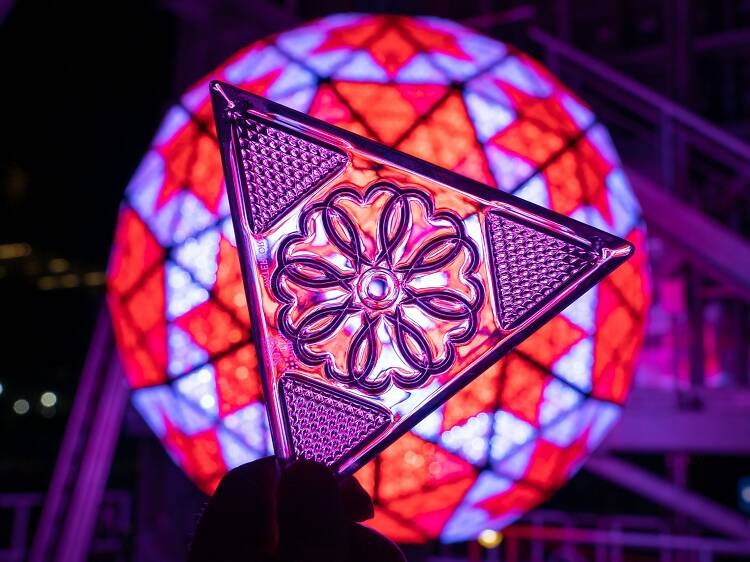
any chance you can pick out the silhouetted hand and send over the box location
[188,456,406,562]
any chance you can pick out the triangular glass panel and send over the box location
[485,211,599,330]
[211,81,633,475]
[279,373,391,465]
[233,114,347,234]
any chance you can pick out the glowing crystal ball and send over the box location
[107,14,650,542]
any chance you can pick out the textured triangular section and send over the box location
[279,373,392,467]
[486,211,598,330]
[234,116,348,233]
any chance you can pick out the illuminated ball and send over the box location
[107,14,650,542]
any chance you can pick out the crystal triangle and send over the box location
[210,81,633,476]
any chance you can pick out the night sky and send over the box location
[0,0,176,490]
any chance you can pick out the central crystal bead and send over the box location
[356,268,399,309]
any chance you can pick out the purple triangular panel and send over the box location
[234,116,348,233]
[279,373,391,466]
[485,211,598,330]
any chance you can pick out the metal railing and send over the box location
[0,490,131,562]
[529,27,750,238]
[425,509,750,562]
[501,524,750,562]
[500,510,750,562]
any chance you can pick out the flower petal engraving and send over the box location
[398,234,464,278]
[343,314,383,392]
[405,289,476,321]
[377,191,411,267]
[280,257,353,289]
[322,202,367,269]
[272,181,483,394]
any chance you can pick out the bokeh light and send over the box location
[107,14,650,542]
[13,399,30,415]
[478,529,503,549]
[40,391,57,408]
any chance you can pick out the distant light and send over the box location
[38,276,58,290]
[13,399,30,415]
[740,477,750,513]
[40,391,57,408]
[0,382,3,395]
[83,271,106,286]
[48,258,70,273]
[478,529,503,549]
[0,243,31,260]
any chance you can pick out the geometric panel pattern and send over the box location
[107,14,650,544]
[279,373,391,467]
[485,212,599,330]
[234,116,348,233]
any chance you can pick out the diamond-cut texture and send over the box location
[486,212,599,330]
[279,374,392,466]
[235,116,348,233]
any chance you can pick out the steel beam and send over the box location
[55,358,129,562]
[584,455,750,540]
[528,27,750,164]
[627,169,750,301]
[28,308,113,562]
[29,307,130,562]
[600,388,750,454]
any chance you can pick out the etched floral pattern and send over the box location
[271,182,484,394]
